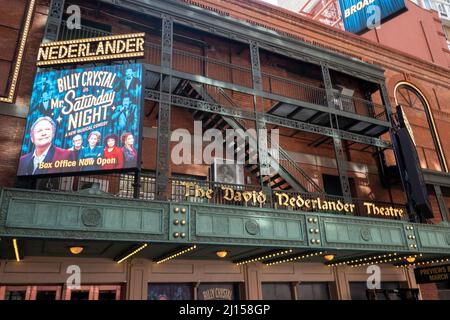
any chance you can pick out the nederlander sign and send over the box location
[37,33,145,67]
[181,183,405,219]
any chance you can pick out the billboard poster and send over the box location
[338,0,406,33]
[17,63,143,176]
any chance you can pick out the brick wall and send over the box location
[419,283,440,300]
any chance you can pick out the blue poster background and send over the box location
[339,0,406,33]
[18,63,143,176]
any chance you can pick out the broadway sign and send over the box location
[17,63,143,176]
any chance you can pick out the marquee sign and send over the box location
[17,63,143,176]
[181,182,405,219]
[414,264,450,284]
[36,33,145,67]
[338,0,407,33]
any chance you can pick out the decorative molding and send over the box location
[81,208,102,227]
[1,188,450,254]
[245,219,260,235]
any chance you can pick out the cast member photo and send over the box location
[103,134,124,170]
[79,131,104,171]
[112,96,138,133]
[17,117,72,176]
[121,132,137,168]
[120,67,141,95]
[68,134,83,161]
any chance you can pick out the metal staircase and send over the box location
[180,81,323,193]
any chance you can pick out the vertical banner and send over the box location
[338,0,406,33]
[18,63,143,176]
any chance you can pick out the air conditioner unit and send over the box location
[333,86,355,112]
[211,158,244,185]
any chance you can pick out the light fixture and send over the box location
[406,256,416,263]
[155,245,197,264]
[69,246,84,255]
[12,238,20,262]
[235,249,293,266]
[324,254,335,262]
[116,244,149,264]
[265,251,324,266]
[216,250,228,258]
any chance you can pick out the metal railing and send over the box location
[267,135,323,193]
[172,48,253,88]
[58,20,111,40]
[262,72,328,107]
[333,92,388,122]
[55,21,387,123]
[204,85,323,193]
[36,172,156,200]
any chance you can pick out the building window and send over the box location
[262,283,294,300]
[395,83,447,172]
[148,283,193,300]
[64,285,121,300]
[5,290,26,300]
[349,282,402,300]
[297,282,331,300]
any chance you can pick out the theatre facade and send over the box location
[0,0,450,300]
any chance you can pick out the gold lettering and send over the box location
[243,192,252,203]
[49,46,59,60]
[37,47,49,61]
[257,192,266,205]
[304,199,310,208]
[276,193,289,207]
[96,41,105,56]
[58,45,68,59]
[364,202,373,214]
[195,184,205,198]
[296,196,304,208]
[79,43,87,57]
[116,40,126,53]
[222,187,233,201]
[136,38,144,52]
[106,40,116,54]
[68,44,77,58]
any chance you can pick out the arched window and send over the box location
[394,83,448,172]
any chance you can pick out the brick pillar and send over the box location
[244,263,262,300]
[332,266,351,300]
[126,259,149,300]
[419,283,440,300]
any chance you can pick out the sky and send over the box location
[261,0,278,5]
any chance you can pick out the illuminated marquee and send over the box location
[36,33,145,67]
[17,63,143,176]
